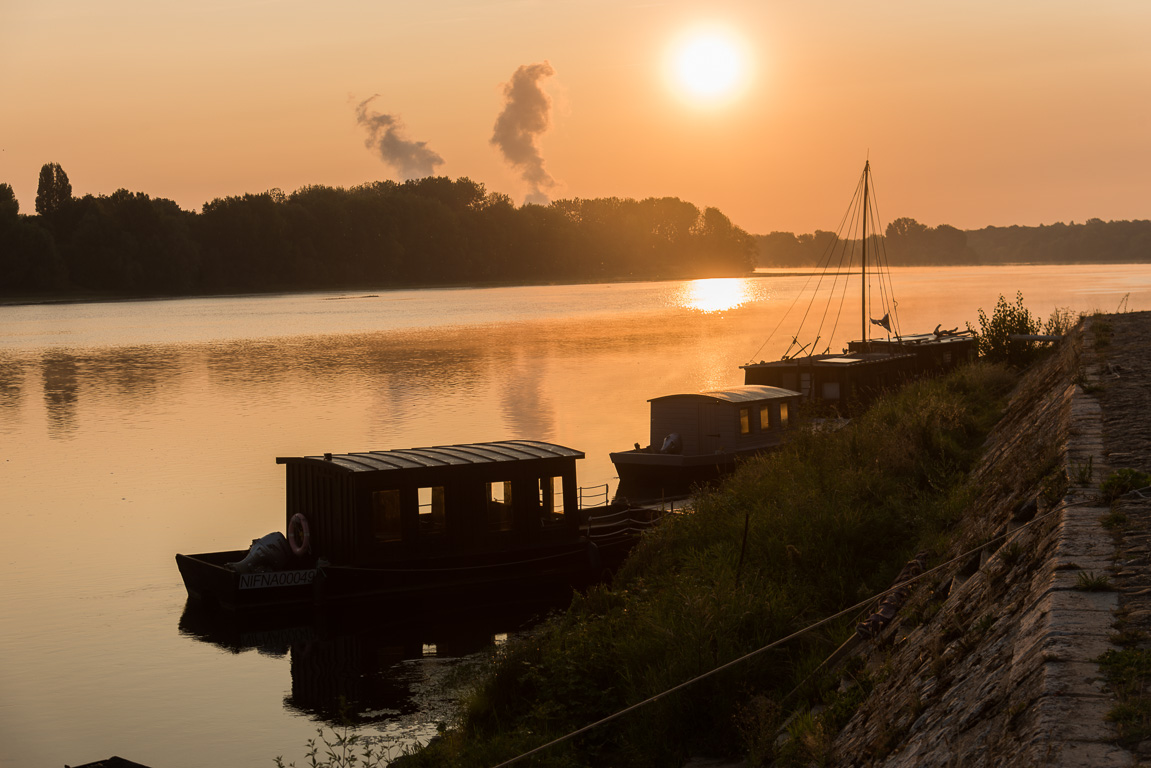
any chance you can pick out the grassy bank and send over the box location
[397,362,1019,767]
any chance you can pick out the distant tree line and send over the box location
[0,164,756,298]
[757,216,1151,267]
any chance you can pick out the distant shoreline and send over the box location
[0,262,1142,309]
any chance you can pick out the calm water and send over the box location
[1,265,1148,767]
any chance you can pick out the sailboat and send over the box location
[741,161,975,409]
[608,162,975,503]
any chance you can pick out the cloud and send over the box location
[355,95,444,180]
[491,62,558,205]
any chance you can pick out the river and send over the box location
[0,265,1147,767]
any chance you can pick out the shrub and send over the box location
[402,362,1017,767]
[967,291,1043,365]
[1100,469,1151,504]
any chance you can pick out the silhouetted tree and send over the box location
[35,163,72,218]
[0,183,18,221]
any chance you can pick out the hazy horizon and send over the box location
[3,1,1149,234]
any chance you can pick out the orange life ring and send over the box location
[288,513,311,556]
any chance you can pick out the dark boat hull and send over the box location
[176,506,660,614]
[610,446,772,503]
[175,550,319,612]
[314,540,600,606]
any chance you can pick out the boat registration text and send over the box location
[239,569,317,590]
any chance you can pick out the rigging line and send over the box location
[825,194,864,352]
[488,489,1110,768]
[825,167,869,349]
[867,201,892,327]
[810,171,867,354]
[747,264,827,363]
[862,171,890,328]
[788,169,868,356]
[748,185,859,363]
[865,171,902,337]
[816,192,860,349]
[787,232,841,358]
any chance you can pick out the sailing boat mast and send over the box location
[861,160,870,349]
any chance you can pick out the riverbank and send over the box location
[388,311,1151,767]
[393,357,1022,766]
[822,311,1149,766]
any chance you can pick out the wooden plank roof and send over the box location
[649,385,800,404]
[275,440,584,473]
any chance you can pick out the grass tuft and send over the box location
[397,362,1018,767]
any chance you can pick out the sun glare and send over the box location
[668,28,750,105]
[678,278,754,313]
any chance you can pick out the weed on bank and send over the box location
[394,363,1018,767]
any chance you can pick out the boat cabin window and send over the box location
[418,486,446,536]
[800,373,812,398]
[759,405,771,431]
[739,407,751,435]
[487,481,514,532]
[780,402,789,428]
[371,490,403,543]
[539,476,564,525]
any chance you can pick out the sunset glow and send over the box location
[677,278,757,313]
[670,29,749,103]
[2,2,1149,233]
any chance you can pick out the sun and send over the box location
[668,27,750,105]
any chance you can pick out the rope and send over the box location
[488,488,1118,768]
[753,172,862,362]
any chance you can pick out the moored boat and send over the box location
[610,384,801,503]
[742,161,975,411]
[176,440,661,613]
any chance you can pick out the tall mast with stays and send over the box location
[861,160,870,349]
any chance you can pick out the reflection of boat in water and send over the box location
[178,596,556,726]
[610,385,801,503]
[741,161,975,409]
[176,441,662,614]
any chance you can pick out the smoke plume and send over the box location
[491,62,557,204]
[355,95,444,180]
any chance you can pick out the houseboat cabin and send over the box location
[276,440,584,566]
[176,440,652,613]
[741,351,917,411]
[611,385,801,503]
[847,331,976,375]
[742,332,977,412]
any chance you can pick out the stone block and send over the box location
[1041,738,1134,768]
[1033,694,1116,741]
[1043,660,1111,697]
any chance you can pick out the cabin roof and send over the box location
[275,440,584,473]
[868,333,974,346]
[649,385,800,404]
[740,351,914,369]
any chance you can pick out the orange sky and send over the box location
[2,0,1149,234]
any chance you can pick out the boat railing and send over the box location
[581,506,668,540]
[578,484,609,509]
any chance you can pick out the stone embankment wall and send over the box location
[827,313,1151,767]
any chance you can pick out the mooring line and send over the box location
[489,490,1123,768]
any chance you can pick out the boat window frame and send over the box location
[487,480,515,532]
[417,485,446,538]
[539,475,565,526]
[370,489,403,543]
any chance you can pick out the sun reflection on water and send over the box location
[676,277,758,313]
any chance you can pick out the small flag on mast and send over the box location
[870,313,891,332]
